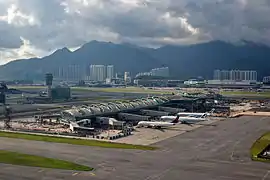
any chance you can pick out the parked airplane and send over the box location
[177,108,215,118]
[160,109,215,122]
[179,116,209,125]
[160,116,209,125]
[137,115,180,129]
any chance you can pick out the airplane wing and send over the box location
[74,126,95,131]
[181,121,193,126]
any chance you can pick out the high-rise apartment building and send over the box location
[263,76,270,84]
[124,72,131,83]
[213,70,221,80]
[55,65,83,81]
[89,65,115,82]
[213,69,257,82]
[90,65,106,82]
[213,70,230,80]
[68,65,82,80]
[106,65,114,80]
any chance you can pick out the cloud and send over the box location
[167,0,270,43]
[0,22,23,48]
[0,0,270,63]
[0,36,47,65]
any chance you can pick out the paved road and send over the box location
[0,116,270,180]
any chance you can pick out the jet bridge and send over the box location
[140,109,170,117]
[158,106,186,114]
[118,113,151,122]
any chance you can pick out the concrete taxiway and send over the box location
[115,118,221,145]
[0,116,270,180]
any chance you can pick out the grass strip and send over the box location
[221,91,270,97]
[0,131,157,150]
[0,150,92,171]
[250,132,270,162]
[9,86,172,94]
[72,87,172,94]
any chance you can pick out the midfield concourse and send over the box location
[0,116,270,180]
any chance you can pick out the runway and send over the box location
[0,116,270,180]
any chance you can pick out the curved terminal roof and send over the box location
[61,96,168,120]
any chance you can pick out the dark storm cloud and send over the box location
[1,0,270,62]
[0,22,23,48]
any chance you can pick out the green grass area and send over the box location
[0,131,156,150]
[87,96,111,100]
[10,85,173,94]
[72,87,172,94]
[0,150,92,171]
[250,132,270,162]
[9,85,45,90]
[221,91,270,97]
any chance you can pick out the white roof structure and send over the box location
[61,96,169,121]
[96,117,125,126]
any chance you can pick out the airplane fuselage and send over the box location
[160,116,177,121]
[137,121,176,128]
[160,116,208,124]
[179,117,208,124]
[161,114,206,121]
[177,113,208,118]
[177,109,214,118]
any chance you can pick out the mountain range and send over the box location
[1,40,270,81]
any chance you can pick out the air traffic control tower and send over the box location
[0,83,7,104]
[45,73,53,99]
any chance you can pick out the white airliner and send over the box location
[137,116,180,129]
[179,116,209,125]
[161,109,215,121]
[160,116,209,125]
[177,109,215,118]
[159,109,214,125]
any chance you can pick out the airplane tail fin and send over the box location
[171,115,180,123]
[205,108,215,117]
[201,114,207,118]
[210,108,215,114]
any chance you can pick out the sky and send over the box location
[0,0,269,64]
